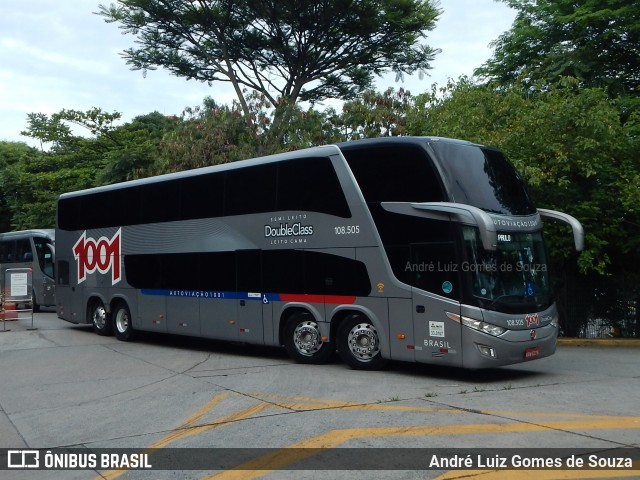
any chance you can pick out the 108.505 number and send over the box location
[334,225,360,235]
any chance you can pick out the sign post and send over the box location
[2,268,35,330]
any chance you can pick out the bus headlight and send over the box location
[446,312,506,337]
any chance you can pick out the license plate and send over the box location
[524,347,540,360]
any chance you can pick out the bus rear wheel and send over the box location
[284,312,334,364]
[113,302,135,342]
[90,300,112,336]
[337,314,388,370]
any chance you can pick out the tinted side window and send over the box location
[313,252,370,296]
[16,239,32,262]
[182,173,224,219]
[263,250,370,296]
[225,164,277,216]
[277,158,351,217]
[125,252,237,291]
[344,145,445,203]
[0,240,14,262]
[236,250,262,292]
[409,242,459,299]
[125,250,370,296]
[370,205,459,299]
[262,250,306,294]
[140,181,180,224]
[58,156,351,231]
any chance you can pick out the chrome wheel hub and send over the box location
[116,309,129,333]
[293,321,322,356]
[347,323,380,361]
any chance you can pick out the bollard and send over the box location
[0,303,8,333]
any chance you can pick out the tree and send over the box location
[97,0,441,122]
[157,93,343,172]
[2,108,175,229]
[406,78,640,336]
[338,87,413,139]
[0,142,42,230]
[475,0,640,97]
[97,111,178,183]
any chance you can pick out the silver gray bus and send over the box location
[0,229,56,311]
[55,137,583,369]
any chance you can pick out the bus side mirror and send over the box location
[538,209,584,252]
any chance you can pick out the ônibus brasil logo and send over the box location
[72,229,121,285]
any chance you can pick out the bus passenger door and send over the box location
[236,250,264,344]
[55,259,84,324]
[410,242,463,367]
[40,243,56,306]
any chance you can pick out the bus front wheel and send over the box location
[113,302,135,342]
[90,300,112,336]
[337,314,388,370]
[284,312,334,364]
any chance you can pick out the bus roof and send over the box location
[58,144,342,200]
[57,136,495,201]
[336,136,479,150]
[0,229,55,240]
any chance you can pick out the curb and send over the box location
[558,338,640,347]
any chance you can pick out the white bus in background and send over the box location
[0,229,55,311]
[55,137,583,370]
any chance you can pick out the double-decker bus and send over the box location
[55,137,583,369]
[0,229,56,311]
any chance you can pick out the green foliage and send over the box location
[98,111,177,183]
[0,142,40,230]
[0,141,98,229]
[20,113,73,152]
[408,78,639,277]
[339,88,414,139]
[157,93,344,173]
[1,108,175,229]
[4,0,635,335]
[158,97,263,172]
[477,0,640,96]
[97,0,441,120]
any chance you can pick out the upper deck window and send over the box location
[343,144,445,203]
[58,156,350,231]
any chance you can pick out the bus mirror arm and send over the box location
[538,209,585,252]
[411,203,498,251]
[381,202,497,251]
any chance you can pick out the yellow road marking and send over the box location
[94,391,640,480]
[204,417,640,480]
[151,391,230,449]
[97,392,269,480]
[255,393,631,419]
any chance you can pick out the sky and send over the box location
[0,0,517,146]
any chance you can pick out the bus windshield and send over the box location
[462,226,552,313]
[431,143,536,216]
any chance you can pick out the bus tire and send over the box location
[284,312,334,364]
[90,299,112,336]
[113,302,135,342]
[337,314,388,370]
